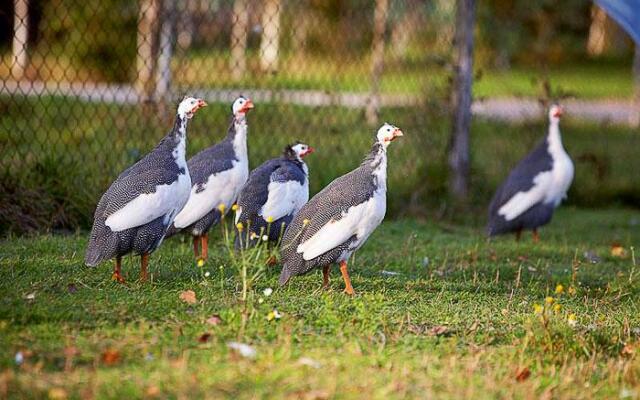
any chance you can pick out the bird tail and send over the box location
[164,223,180,238]
[84,243,103,267]
[278,266,293,287]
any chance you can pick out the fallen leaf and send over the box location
[621,343,635,357]
[428,325,449,336]
[146,386,161,397]
[611,244,627,258]
[515,367,531,382]
[198,333,211,343]
[48,387,68,400]
[101,349,120,366]
[206,315,223,326]
[179,290,197,305]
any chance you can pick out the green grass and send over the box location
[1,208,639,398]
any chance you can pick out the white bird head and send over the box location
[177,97,207,119]
[549,104,563,123]
[376,123,403,148]
[291,142,315,159]
[232,96,254,117]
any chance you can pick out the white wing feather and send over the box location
[498,171,553,221]
[297,198,374,261]
[259,181,307,221]
[173,167,243,229]
[105,174,190,232]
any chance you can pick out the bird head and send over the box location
[549,104,563,122]
[232,96,254,117]
[376,123,403,148]
[177,97,207,119]
[291,142,314,159]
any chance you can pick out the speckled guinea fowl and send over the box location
[84,97,206,282]
[279,124,403,295]
[167,96,253,262]
[487,104,574,242]
[234,142,314,248]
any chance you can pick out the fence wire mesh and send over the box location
[0,0,638,233]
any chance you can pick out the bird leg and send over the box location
[112,256,125,283]
[192,236,200,259]
[322,265,331,289]
[532,229,540,243]
[201,234,209,260]
[339,261,355,295]
[515,229,522,242]
[140,253,149,282]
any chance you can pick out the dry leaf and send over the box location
[206,315,222,326]
[48,387,68,400]
[145,386,161,397]
[428,325,449,336]
[515,367,531,382]
[101,349,120,365]
[611,244,627,258]
[198,333,212,343]
[179,290,197,305]
[621,343,635,357]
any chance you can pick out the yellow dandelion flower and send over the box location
[545,296,554,304]
[217,203,226,213]
[302,219,310,226]
[567,313,577,327]
[231,204,239,211]
[568,286,576,295]
[266,216,274,223]
[533,303,543,314]
[553,303,561,313]
[555,284,564,294]
[197,259,205,268]
[236,222,244,232]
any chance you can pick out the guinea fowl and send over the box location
[168,96,253,262]
[487,104,574,241]
[234,142,314,248]
[85,97,206,282]
[279,123,403,295]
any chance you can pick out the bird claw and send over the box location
[111,273,126,283]
[342,288,355,296]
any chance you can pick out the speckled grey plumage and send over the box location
[85,116,187,266]
[486,137,554,236]
[166,116,241,237]
[234,146,307,248]
[278,142,383,285]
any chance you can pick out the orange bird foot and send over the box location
[111,272,126,283]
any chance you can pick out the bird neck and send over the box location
[363,142,387,190]
[546,120,565,157]
[227,115,248,162]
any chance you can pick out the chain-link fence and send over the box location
[1,0,639,234]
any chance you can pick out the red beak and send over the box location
[553,106,563,118]
[240,99,254,113]
[301,146,315,158]
[391,128,404,141]
[192,99,207,113]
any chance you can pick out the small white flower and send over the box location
[15,351,24,365]
[204,271,210,277]
[258,297,264,304]
[227,342,256,359]
[262,235,268,242]
[263,288,273,297]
